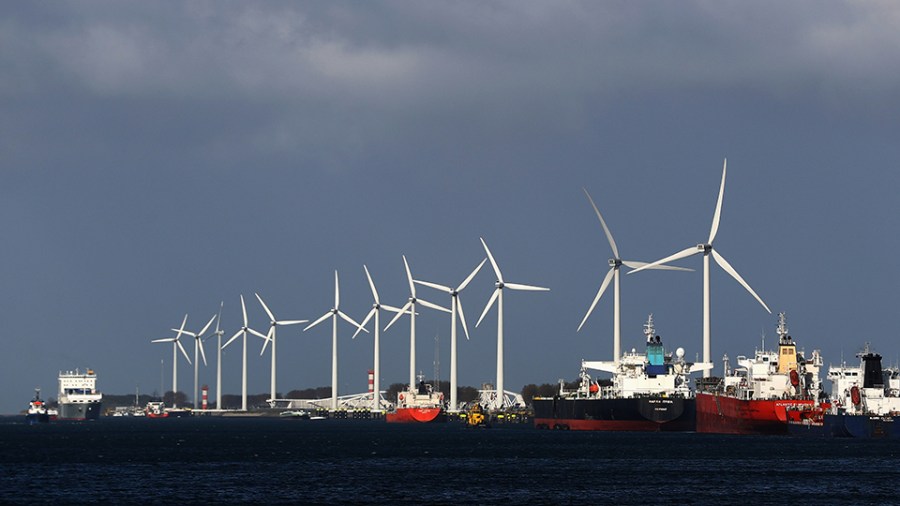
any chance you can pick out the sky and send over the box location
[2,1,900,414]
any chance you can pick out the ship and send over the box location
[58,368,103,420]
[533,315,711,431]
[695,313,823,435]
[788,345,900,438]
[385,373,446,423]
[25,388,51,424]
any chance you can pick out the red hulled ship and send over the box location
[385,374,447,424]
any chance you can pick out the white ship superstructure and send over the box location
[828,346,900,416]
[58,368,103,420]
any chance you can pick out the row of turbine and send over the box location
[152,237,548,412]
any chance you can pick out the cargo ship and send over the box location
[789,346,900,438]
[385,374,446,423]
[533,315,711,431]
[696,313,823,435]
[58,368,103,420]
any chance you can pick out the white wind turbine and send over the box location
[208,301,225,410]
[222,295,268,411]
[256,293,308,403]
[151,314,192,408]
[352,265,406,412]
[628,159,771,377]
[304,270,367,411]
[175,313,217,409]
[577,188,691,366]
[475,237,549,410]
[384,256,450,391]
[414,258,486,412]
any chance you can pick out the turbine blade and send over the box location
[175,329,198,337]
[260,328,272,356]
[402,255,416,297]
[476,289,500,328]
[247,327,269,340]
[457,296,471,340]
[198,339,207,366]
[458,258,487,293]
[622,260,693,272]
[384,302,412,331]
[214,301,224,334]
[276,319,308,326]
[177,340,192,364]
[627,246,700,275]
[415,279,452,293]
[334,270,340,309]
[381,304,406,313]
[577,268,615,332]
[417,298,451,313]
[363,265,380,305]
[338,310,366,331]
[255,293,275,322]
[197,314,217,338]
[175,314,188,340]
[504,282,550,291]
[223,330,242,349]
[583,188,619,259]
[711,249,771,314]
[709,158,727,244]
[304,311,333,332]
[354,308,376,339]
[480,237,503,283]
[240,294,248,326]
[151,338,176,343]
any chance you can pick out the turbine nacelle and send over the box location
[697,244,712,253]
[608,258,622,268]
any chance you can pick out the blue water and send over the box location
[2,416,899,504]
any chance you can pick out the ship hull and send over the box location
[58,401,102,421]
[696,392,815,435]
[790,414,899,438]
[385,407,446,423]
[533,397,695,432]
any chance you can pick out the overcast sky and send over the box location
[3,1,900,414]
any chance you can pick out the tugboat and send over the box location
[466,403,489,428]
[385,373,446,423]
[696,313,824,435]
[26,388,50,424]
[533,315,710,431]
[789,345,900,438]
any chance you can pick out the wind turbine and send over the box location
[476,237,549,410]
[175,313,217,409]
[414,258,486,412]
[256,293,308,404]
[353,265,406,412]
[384,256,450,392]
[577,188,691,366]
[628,159,771,377]
[222,294,267,411]
[208,301,225,410]
[151,314,192,408]
[304,270,367,411]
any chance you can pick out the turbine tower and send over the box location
[414,258,486,412]
[176,313,217,409]
[208,301,225,410]
[629,159,771,377]
[151,314,192,408]
[384,256,450,391]
[256,293,308,403]
[475,238,549,410]
[577,188,690,365]
[304,270,367,411]
[353,265,405,412]
[223,295,267,411]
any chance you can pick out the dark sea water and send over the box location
[2,416,899,505]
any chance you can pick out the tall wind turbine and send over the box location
[222,295,268,411]
[353,265,405,412]
[577,188,691,366]
[475,238,549,410]
[628,159,771,377]
[151,314,192,408]
[384,256,450,391]
[256,293,308,403]
[304,270,367,411]
[176,313,217,409]
[414,258,486,412]
[208,301,225,410]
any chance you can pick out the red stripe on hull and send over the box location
[696,393,815,435]
[385,408,446,423]
[534,418,675,432]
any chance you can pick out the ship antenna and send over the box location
[776,312,788,342]
[643,314,655,343]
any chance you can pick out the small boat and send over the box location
[466,403,489,428]
[279,410,311,419]
[26,388,50,424]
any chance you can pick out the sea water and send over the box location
[1,416,899,504]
